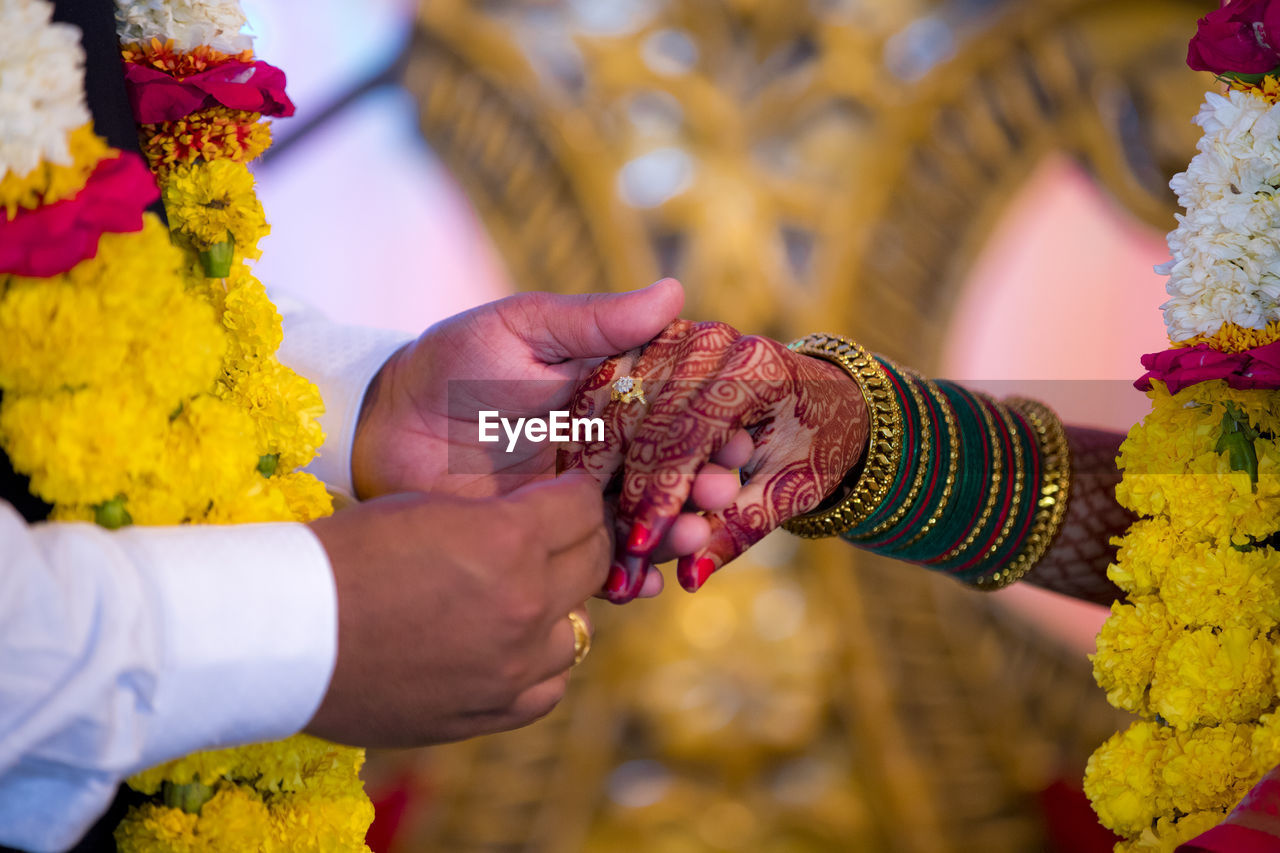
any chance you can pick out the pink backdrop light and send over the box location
[940,153,1173,650]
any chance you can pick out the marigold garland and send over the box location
[1085,9,1280,848]
[0,1,370,849]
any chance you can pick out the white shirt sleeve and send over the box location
[274,293,413,500]
[0,504,337,852]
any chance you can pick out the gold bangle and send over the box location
[972,397,1071,590]
[781,334,903,539]
[863,361,932,538]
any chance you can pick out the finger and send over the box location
[711,429,754,469]
[506,471,606,554]
[566,350,646,487]
[510,278,685,363]
[638,566,665,598]
[674,457,821,592]
[613,375,755,593]
[571,318,704,487]
[690,462,744,512]
[547,517,613,612]
[471,672,572,736]
[531,605,594,683]
[649,511,711,562]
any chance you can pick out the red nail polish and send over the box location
[605,564,628,594]
[693,557,716,589]
[627,522,652,553]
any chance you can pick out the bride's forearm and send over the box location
[1020,426,1132,606]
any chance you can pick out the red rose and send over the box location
[1187,0,1280,75]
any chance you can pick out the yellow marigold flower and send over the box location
[1252,712,1280,774]
[131,286,225,406]
[160,159,267,257]
[128,750,239,795]
[48,504,95,523]
[218,356,324,472]
[1162,722,1256,814]
[0,219,189,396]
[1231,73,1280,104]
[0,386,169,506]
[206,477,295,524]
[1150,627,1274,728]
[1084,720,1172,836]
[1191,383,1280,442]
[269,790,375,852]
[113,803,198,853]
[231,735,363,796]
[1118,458,1280,545]
[1161,542,1280,630]
[189,787,276,852]
[0,124,110,218]
[144,395,261,523]
[213,266,283,369]
[139,106,272,172]
[1107,518,1190,596]
[275,471,332,522]
[1092,596,1174,715]
[1177,320,1280,353]
[1116,810,1227,853]
[1117,384,1280,540]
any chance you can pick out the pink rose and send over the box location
[1137,341,1280,393]
[1187,0,1280,75]
[1137,345,1240,393]
[124,60,295,124]
[0,153,158,278]
[1234,340,1280,388]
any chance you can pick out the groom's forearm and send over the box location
[1020,426,1132,606]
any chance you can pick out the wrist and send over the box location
[782,335,902,537]
[798,356,870,508]
[350,341,411,500]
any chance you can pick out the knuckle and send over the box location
[690,320,739,342]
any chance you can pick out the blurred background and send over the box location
[242,0,1212,849]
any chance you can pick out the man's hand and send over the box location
[304,474,609,747]
[350,279,685,501]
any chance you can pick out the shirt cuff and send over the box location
[276,305,411,499]
[112,521,337,768]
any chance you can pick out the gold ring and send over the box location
[567,611,591,666]
[610,376,646,405]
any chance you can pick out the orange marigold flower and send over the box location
[139,106,272,171]
[121,37,253,78]
[1227,74,1280,105]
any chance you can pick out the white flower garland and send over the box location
[0,0,91,177]
[1160,89,1280,340]
[113,0,252,55]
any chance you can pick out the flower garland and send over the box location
[1083,4,1280,850]
[0,0,372,849]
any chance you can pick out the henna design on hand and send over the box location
[563,322,869,602]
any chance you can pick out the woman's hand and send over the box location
[562,321,869,603]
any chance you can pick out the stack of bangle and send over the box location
[782,333,1072,590]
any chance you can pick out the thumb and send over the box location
[513,278,685,362]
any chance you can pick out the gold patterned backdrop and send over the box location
[379,0,1213,850]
